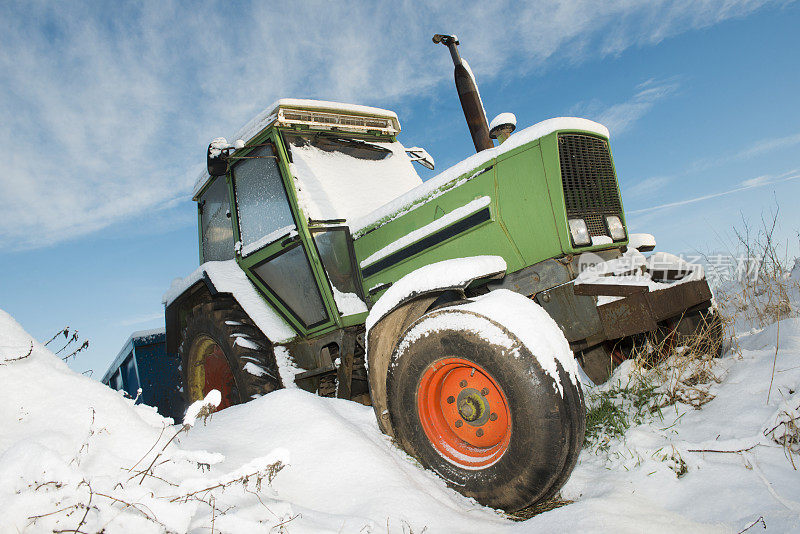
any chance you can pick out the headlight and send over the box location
[605,215,626,241]
[568,218,591,246]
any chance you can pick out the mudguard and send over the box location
[365,256,507,437]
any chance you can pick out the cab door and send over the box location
[229,137,336,334]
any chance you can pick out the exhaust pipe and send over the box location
[433,34,493,153]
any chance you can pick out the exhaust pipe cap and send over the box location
[489,113,517,143]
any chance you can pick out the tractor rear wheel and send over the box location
[179,298,281,409]
[386,298,584,512]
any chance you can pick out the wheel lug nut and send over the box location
[447,396,455,404]
[476,428,484,437]
[490,413,498,421]
[481,388,489,395]
[455,420,463,428]
[459,380,467,387]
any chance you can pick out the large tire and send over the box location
[386,293,584,512]
[179,297,281,409]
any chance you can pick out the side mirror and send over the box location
[207,137,230,177]
[405,146,435,170]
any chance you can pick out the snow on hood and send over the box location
[351,116,609,235]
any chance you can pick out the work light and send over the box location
[605,215,626,241]
[568,218,591,246]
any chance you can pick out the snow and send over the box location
[242,361,268,377]
[365,255,508,335]
[193,99,401,199]
[183,390,221,427]
[329,285,368,315]
[575,248,705,292]
[3,269,800,531]
[360,196,491,269]
[394,289,580,396]
[239,225,295,258]
[273,345,301,389]
[489,112,517,131]
[162,260,296,343]
[628,232,656,250]
[233,336,260,350]
[590,235,613,246]
[461,59,488,123]
[288,137,422,223]
[351,116,609,236]
[130,327,166,339]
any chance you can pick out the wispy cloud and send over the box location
[582,78,681,136]
[628,168,800,215]
[687,131,800,174]
[0,0,775,249]
[627,129,800,199]
[117,312,164,327]
[624,176,673,199]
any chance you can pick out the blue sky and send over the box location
[1,0,798,376]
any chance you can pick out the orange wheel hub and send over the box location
[417,357,511,468]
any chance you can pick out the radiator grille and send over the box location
[558,134,622,237]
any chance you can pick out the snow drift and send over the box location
[2,289,800,532]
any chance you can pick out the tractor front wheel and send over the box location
[386,295,584,512]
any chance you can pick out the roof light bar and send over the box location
[276,107,400,135]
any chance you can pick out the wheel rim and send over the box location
[417,357,511,468]
[188,336,235,410]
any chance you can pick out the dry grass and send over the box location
[712,206,800,330]
[629,310,729,410]
[508,496,574,520]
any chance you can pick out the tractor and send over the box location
[163,34,720,511]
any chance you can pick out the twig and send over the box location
[127,424,166,473]
[737,516,766,533]
[55,331,79,354]
[271,513,300,531]
[767,320,780,404]
[0,341,33,364]
[27,503,81,521]
[245,488,279,518]
[687,444,758,453]
[94,491,161,525]
[54,480,93,533]
[44,327,69,347]
[62,340,89,362]
[133,425,188,485]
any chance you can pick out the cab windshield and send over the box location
[283,132,422,223]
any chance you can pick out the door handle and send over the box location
[281,234,299,247]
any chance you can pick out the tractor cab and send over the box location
[193,100,424,336]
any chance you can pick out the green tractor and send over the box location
[164,35,719,511]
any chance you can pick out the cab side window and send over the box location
[199,176,235,262]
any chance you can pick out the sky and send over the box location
[1,0,798,377]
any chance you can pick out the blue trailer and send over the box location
[101,328,184,420]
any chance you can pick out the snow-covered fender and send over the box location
[365,256,506,437]
[162,260,297,367]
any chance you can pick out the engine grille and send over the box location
[558,134,622,237]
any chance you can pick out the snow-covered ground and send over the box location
[2,296,799,532]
